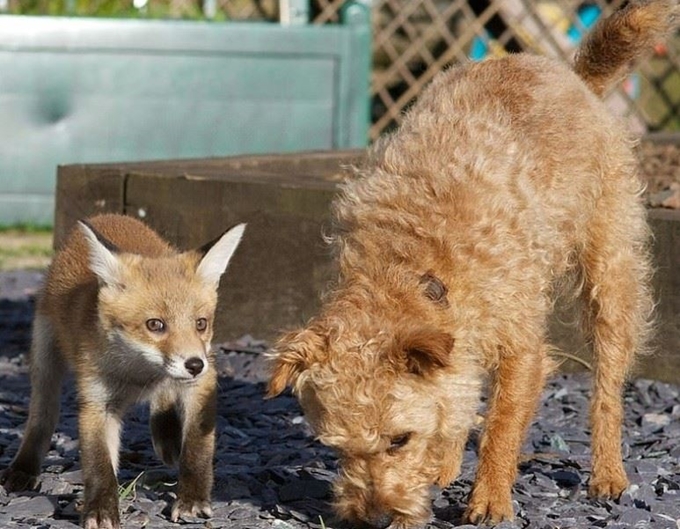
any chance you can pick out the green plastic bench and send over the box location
[0,3,371,224]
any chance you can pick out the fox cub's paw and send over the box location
[0,467,38,493]
[171,498,212,522]
[83,510,120,529]
[83,496,120,529]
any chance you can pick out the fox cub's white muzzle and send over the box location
[167,355,208,380]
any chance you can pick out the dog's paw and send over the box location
[0,467,38,493]
[464,487,513,525]
[171,498,212,522]
[589,471,628,499]
[435,459,461,488]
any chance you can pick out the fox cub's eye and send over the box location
[196,318,208,332]
[146,319,166,333]
[387,433,412,454]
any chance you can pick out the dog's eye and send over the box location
[387,433,412,454]
[146,318,166,333]
[196,318,208,332]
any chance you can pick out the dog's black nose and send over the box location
[366,513,393,529]
[184,357,204,377]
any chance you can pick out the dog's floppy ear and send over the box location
[394,327,453,376]
[267,328,326,397]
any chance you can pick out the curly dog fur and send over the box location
[268,2,675,527]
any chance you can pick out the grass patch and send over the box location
[118,471,145,501]
[0,223,53,234]
[0,230,53,270]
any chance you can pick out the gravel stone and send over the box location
[0,495,57,518]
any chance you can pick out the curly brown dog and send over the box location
[268,2,675,527]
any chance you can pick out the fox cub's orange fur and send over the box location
[269,2,674,528]
[1,214,245,529]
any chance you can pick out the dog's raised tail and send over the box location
[574,0,678,97]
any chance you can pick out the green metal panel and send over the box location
[0,6,371,224]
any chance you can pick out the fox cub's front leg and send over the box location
[77,392,124,529]
[151,367,217,522]
[174,367,216,522]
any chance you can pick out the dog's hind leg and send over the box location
[581,191,653,499]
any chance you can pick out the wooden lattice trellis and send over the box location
[216,0,680,140]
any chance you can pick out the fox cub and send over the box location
[0,214,245,529]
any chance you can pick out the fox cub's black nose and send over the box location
[185,357,204,377]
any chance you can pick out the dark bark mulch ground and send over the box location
[0,270,679,528]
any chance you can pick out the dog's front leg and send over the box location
[464,345,550,525]
[77,393,123,529]
[170,368,217,522]
[436,433,467,487]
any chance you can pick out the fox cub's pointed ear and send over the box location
[267,328,325,398]
[78,220,122,286]
[196,223,246,288]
